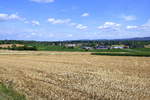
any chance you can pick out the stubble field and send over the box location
[0,50,150,100]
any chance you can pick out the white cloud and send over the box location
[126,25,138,29]
[23,20,41,26]
[31,32,37,35]
[9,14,21,20]
[24,21,30,24]
[47,17,88,30]
[76,24,88,30]
[67,34,73,37]
[31,20,40,26]
[69,22,77,26]
[30,0,55,3]
[122,15,137,21]
[69,22,88,30]
[48,34,54,37]
[0,13,22,21]
[81,13,90,17]
[125,19,150,31]
[143,19,150,26]
[48,18,71,24]
[0,14,9,21]
[138,19,150,31]
[98,22,121,29]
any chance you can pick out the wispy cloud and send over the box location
[81,13,90,17]
[48,18,71,24]
[126,25,138,29]
[67,34,73,37]
[31,20,40,26]
[47,17,88,30]
[126,19,150,31]
[0,13,24,21]
[0,13,41,27]
[98,22,121,29]
[121,15,137,21]
[76,24,88,30]
[30,0,55,3]
[143,19,150,26]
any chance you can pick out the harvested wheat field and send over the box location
[0,50,150,100]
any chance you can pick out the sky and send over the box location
[0,0,150,41]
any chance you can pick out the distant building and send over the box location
[112,46,124,49]
[96,46,109,49]
[124,45,129,49]
[65,44,76,48]
[82,46,93,50]
[111,45,129,49]
[144,44,150,48]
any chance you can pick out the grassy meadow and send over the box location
[0,83,26,100]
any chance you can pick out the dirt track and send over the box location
[0,50,150,100]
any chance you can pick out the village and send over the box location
[64,43,129,50]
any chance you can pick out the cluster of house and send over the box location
[82,45,129,50]
[65,44,129,50]
[144,44,150,48]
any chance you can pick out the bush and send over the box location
[11,45,37,51]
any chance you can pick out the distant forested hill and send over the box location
[114,37,150,41]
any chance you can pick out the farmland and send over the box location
[92,48,150,57]
[0,50,150,100]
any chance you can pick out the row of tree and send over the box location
[0,44,37,51]
[0,40,150,49]
[10,45,37,51]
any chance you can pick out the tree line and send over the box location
[0,40,150,49]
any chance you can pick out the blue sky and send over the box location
[0,0,150,41]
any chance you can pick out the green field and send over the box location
[92,48,150,57]
[0,83,26,100]
[36,45,150,57]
